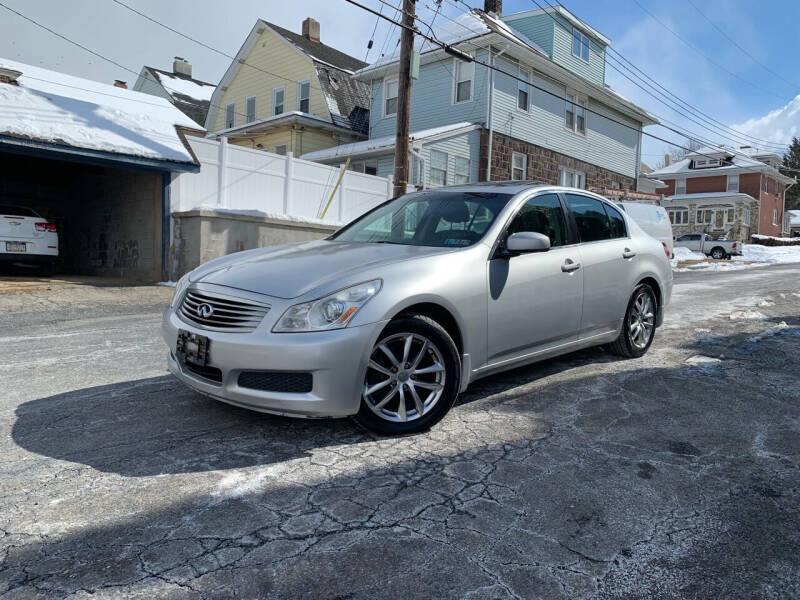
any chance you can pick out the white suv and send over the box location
[0,205,59,272]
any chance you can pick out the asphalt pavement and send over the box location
[1,265,798,599]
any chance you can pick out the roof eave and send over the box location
[207,111,365,139]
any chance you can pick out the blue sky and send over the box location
[1,0,798,165]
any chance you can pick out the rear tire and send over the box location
[607,283,657,358]
[354,314,461,435]
[710,247,726,260]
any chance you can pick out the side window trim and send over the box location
[562,192,626,245]
[556,192,581,246]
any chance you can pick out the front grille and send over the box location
[183,361,223,384]
[178,288,270,332]
[238,371,313,394]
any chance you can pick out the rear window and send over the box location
[0,205,38,217]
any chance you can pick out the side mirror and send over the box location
[506,231,551,253]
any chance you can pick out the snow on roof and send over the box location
[648,146,790,180]
[364,9,546,72]
[788,209,800,226]
[0,58,198,164]
[150,69,214,102]
[300,122,479,162]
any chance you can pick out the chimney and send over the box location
[113,80,127,89]
[302,17,320,43]
[0,67,22,85]
[664,154,671,167]
[172,56,192,78]
[484,0,502,15]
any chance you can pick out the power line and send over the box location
[527,0,788,152]
[628,0,793,102]
[342,0,795,172]
[685,0,800,91]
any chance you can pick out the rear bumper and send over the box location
[0,252,59,265]
[0,238,59,262]
[163,307,388,418]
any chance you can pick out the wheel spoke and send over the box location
[368,360,393,376]
[397,385,407,421]
[631,324,642,340]
[402,335,413,364]
[378,343,400,367]
[365,377,393,396]
[408,383,424,415]
[629,321,639,333]
[413,363,444,375]
[412,379,443,391]
[373,383,399,410]
[410,340,428,369]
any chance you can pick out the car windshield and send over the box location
[331,190,514,247]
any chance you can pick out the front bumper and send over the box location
[163,307,387,418]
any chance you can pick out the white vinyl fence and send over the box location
[171,136,392,223]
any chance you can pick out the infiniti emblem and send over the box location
[197,303,214,319]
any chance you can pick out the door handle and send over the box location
[623,248,636,259]
[561,259,581,272]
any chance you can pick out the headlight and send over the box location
[170,274,190,307]
[273,280,382,332]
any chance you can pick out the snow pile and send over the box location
[0,58,197,163]
[733,244,800,265]
[685,355,723,373]
[747,322,790,343]
[154,71,214,102]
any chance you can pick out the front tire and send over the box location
[607,284,657,358]
[354,314,461,435]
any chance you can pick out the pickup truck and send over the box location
[674,233,742,259]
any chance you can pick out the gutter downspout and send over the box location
[783,178,796,234]
[410,146,424,189]
[486,44,510,182]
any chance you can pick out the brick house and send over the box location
[646,146,796,239]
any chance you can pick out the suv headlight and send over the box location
[273,280,382,332]
[170,274,190,307]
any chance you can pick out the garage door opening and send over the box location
[1,151,167,281]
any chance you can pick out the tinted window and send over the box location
[603,203,627,238]
[678,234,700,241]
[0,205,38,217]
[565,194,611,243]
[507,194,568,247]
[332,191,513,247]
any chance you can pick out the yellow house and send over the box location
[204,18,370,157]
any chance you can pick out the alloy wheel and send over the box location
[628,290,655,349]
[363,333,446,423]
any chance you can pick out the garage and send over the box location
[0,59,199,280]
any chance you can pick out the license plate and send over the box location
[176,330,210,366]
[5,242,26,253]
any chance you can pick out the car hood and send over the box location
[189,240,455,299]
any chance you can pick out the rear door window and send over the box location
[602,203,627,238]
[565,194,611,243]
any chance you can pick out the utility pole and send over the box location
[392,0,415,198]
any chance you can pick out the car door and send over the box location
[486,193,583,363]
[564,194,633,340]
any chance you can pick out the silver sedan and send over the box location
[163,183,672,434]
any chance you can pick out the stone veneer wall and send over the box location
[479,130,636,191]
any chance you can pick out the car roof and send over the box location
[421,182,611,200]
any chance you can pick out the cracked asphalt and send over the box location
[1,265,799,599]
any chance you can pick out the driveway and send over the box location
[1,266,799,599]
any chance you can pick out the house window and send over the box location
[297,80,310,113]
[454,156,470,184]
[565,92,586,134]
[773,209,778,225]
[559,167,585,189]
[453,59,474,103]
[517,67,530,111]
[365,159,378,176]
[571,28,589,61]
[384,77,398,117]
[512,152,527,180]
[743,207,751,226]
[763,176,768,192]
[668,208,689,225]
[273,87,285,115]
[727,174,739,192]
[675,178,686,195]
[224,103,235,129]
[245,96,256,123]
[430,150,448,187]
[274,144,287,156]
